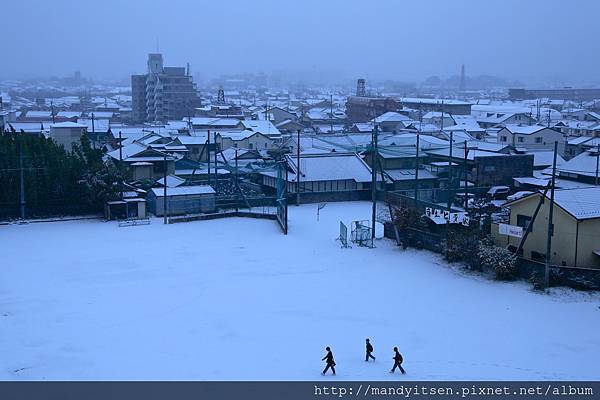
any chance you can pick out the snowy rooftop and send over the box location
[501,124,550,135]
[552,188,600,219]
[150,185,215,197]
[50,122,87,129]
[284,153,375,182]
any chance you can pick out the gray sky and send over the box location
[2,0,599,85]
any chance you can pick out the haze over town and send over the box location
[2,0,600,87]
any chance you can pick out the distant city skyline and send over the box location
[2,0,599,87]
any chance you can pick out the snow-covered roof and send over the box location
[372,111,410,123]
[150,185,215,197]
[89,111,113,119]
[558,150,600,177]
[50,121,87,129]
[25,111,52,118]
[107,143,147,160]
[155,174,185,188]
[399,97,471,106]
[506,187,600,220]
[56,111,82,118]
[284,153,376,183]
[240,120,281,137]
[567,136,595,145]
[501,124,551,135]
[190,117,241,127]
[552,188,600,220]
[385,168,437,181]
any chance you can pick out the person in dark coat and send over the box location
[321,346,336,375]
[365,338,375,362]
[390,347,406,374]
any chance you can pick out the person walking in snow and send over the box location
[321,346,336,375]
[390,347,406,374]
[365,338,375,362]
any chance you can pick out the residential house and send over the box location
[497,188,600,268]
[496,125,565,154]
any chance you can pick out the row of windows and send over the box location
[500,135,544,144]
[263,176,360,192]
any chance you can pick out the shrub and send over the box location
[478,240,517,280]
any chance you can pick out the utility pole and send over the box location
[207,130,211,186]
[163,151,168,225]
[414,131,420,201]
[447,131,454,212]
[235,148,239,212]
[414,102,422,202]
[91,113,96,149]
[445,131,453,257]
[463,140,468,210]
[19,138,25,220]
[118,131,123,200]
[296,129,301,205]
[214,133,219,194]
[544,141,558,288]
[440,100,445,133]
[330,93,334,134]
[596,143,600,186]
[371,123,379,240]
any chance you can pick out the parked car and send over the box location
[487,186,510,200]
[506,191,534,201]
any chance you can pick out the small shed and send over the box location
[147,185,216,216]
[105,198,147,220]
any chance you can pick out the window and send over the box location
[484,165,496,172]
[517,214,532,232]
[535,137,542,143]
[500,136,507,142]
[517,136,524,143]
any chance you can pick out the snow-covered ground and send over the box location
[1,202,599,380]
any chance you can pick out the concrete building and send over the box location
[496,188,600,268]
[345,96,400,123]
[49,122,87,151]
[131,53,201,123]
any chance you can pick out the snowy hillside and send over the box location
[0,202,598,380]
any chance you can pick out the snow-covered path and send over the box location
[1,202,599,380]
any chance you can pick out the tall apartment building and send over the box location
[131,53,201,123]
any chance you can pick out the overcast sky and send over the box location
[2,0,599,86]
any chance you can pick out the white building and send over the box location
[50,122,87,151]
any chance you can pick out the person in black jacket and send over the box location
[390,347,406,374]
[365,338,375,362]
[321,346,336,375]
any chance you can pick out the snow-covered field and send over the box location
[1,202,599,380]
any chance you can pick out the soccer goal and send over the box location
[350,220,373,248]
